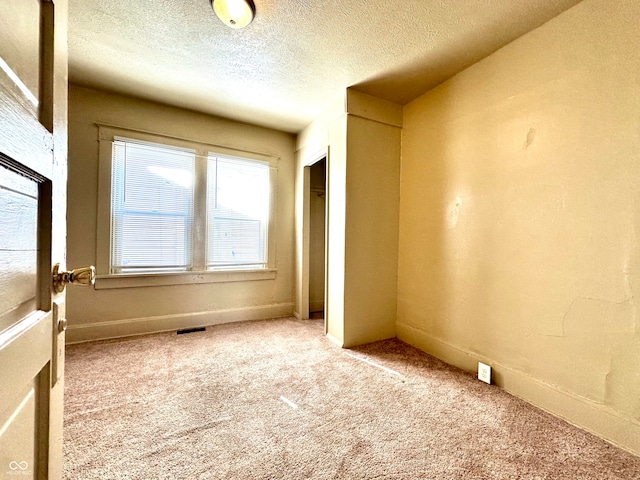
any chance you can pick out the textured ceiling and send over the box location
[68,0,582,133]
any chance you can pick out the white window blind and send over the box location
[111,139,195,273]
[207,155,269,269]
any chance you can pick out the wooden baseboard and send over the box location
[66,303,295,344]
[396,322,640,457]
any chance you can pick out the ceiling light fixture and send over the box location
[210,0,256,29]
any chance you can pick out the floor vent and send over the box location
[176,327,206,335]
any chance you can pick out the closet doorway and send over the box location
[308,158,326,320]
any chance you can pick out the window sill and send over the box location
[94,269,277,290]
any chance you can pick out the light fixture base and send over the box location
[210,0,256,29]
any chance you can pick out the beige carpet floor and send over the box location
[63,317,640,479]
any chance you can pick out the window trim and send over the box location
[96,124,278,289]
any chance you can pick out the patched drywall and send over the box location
[67,86,296,341]
[398,0,640,454]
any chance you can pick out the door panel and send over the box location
[1,383,37,478]
[0,1,67,478]
[0,165,39,331]
[0,0,40,115]
[0,0,53,176]
[0,311,51,479]
[0,157,55,479]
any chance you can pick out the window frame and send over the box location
[206,153,271,270]
[110,137,197,274]
[96,124,278,289]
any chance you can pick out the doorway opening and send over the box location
[308,158,326,321]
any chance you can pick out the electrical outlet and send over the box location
[478,362,492,384]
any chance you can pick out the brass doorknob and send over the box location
[52,263,96,293]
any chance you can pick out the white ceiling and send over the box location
[68,0,582,133]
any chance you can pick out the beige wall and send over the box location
[67,85,296,342]
[398,0,640,455]
[343,114,401,346]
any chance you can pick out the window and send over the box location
[111,140,195,273]
[96,125,277,288]
[207,155,269,269]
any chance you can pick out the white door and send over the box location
[0,1,69,478]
